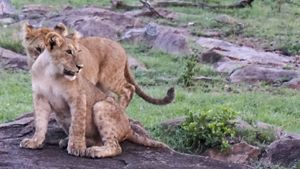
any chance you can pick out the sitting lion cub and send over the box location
[20,31,167,158]
[22,23,175,108]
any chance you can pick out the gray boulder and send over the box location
[0,113,250,169]
[266,137,300,167]
[229,65,299,84]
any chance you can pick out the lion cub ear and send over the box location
[53,23,68,36]
[45,32,64,50]
[22,22,34,38]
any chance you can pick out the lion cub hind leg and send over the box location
[85,99,124,158]
[85,141,122,158]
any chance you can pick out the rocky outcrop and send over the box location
[266,137,300,167]
[122,23,191,55]
[197,37,300,85]
[0,113,250,169]
[229,65,299,84]
[46,7,141,41]
[0,47,27,70]
[204,143,261,164]
[19,4,54,26]
[0,0,15,16]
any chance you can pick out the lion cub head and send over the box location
[22,23,68,68]
[44,31,83,81]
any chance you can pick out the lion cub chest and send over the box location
[34,78,69,112]
[32,63,70,116]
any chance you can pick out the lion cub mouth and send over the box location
[63,69,77,81]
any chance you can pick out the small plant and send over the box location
[178,53,198,87]
[236,127,277,148]
[181,107,238,153]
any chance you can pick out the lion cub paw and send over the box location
[85,146,104,158]
[67,141,86,157]
[20,138,43,149]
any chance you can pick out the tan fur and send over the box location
[20,32,168,158]
[22,23,175,108]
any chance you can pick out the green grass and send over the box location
[1,43,300,133]
[0,26,24,54]
[7,0,300,55]
[0,70,32,122]
[166,0,300,55]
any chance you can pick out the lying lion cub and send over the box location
[22,23,175,108]
[20,31,167,158]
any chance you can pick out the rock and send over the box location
[45,7,142,41]
[197,37,293,67]
[235,118,254,131]
[255,121,285,139]
[18,6,141,40]
[0,0,15,16]
[128,55,147,71]
[204,143,261,164]
[123,23,191,55]
[229,65,299,84]
[266,138,300,167]
[0,47,27,70]
[199,49,225,64]
[160,116,186,131]
[214,61,248,74]
[0,17,14,24]
[197,37,300,85]
[19,4,54,26]
[153,29,190,55]
[0,114,250,169]
[73,16,120,40]
[283,78,300,90]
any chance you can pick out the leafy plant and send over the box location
[178,53,198,87]
[181,107,238,153]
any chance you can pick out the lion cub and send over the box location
[20,31,167,158]
[22,23,175,108]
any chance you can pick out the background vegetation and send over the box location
[1,2,300,168]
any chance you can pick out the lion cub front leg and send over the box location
[67,94,87,157]
[20,94,51,149]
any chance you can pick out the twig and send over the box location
[139,0,166,19]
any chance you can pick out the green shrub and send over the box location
[178,54,197,87]
[181,107,238,153]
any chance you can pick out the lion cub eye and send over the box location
[35,47,42,53]
[66,49,72,55]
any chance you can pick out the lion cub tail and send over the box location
[127,130,169,148]
[124,63,175,105]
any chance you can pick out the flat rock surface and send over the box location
[197,37,293,67]
[0,114,250,169]
[0,47,27,70]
